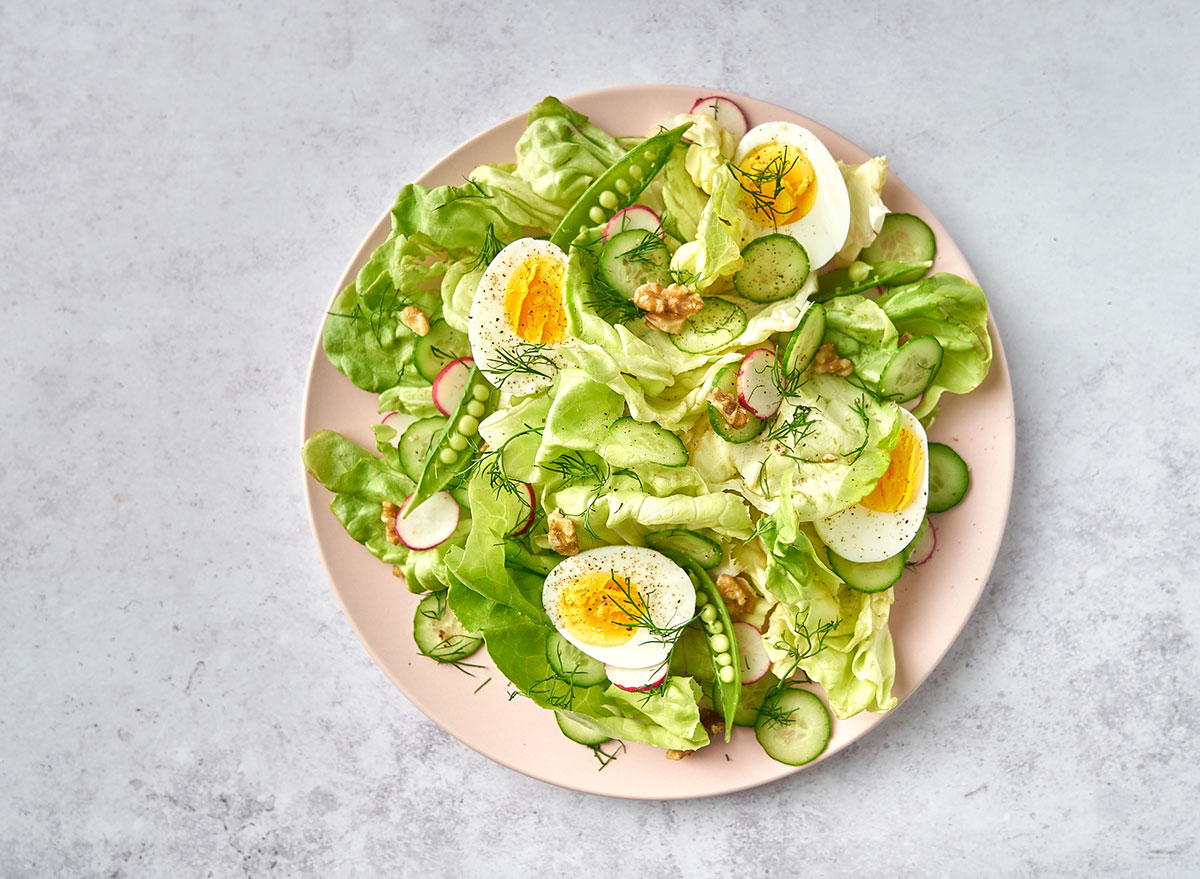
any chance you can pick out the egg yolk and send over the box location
[861,426,923,513]
[555,572,645,647]
[737,142,818,226]
[504,254,567,345]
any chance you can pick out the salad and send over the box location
[302,94,992,767]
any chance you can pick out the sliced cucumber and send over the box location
[413,592,482,663]
[671,298,748,354]
[398,416,449,481]
[927,442,969,513]
[555,711,611,747]
[860,213,937,284]
[878,335,944,403]
[825,545,906,593]
[644,529,722,569]
[781,302,826,377]
[733,234,810,303]
[599,416,688,468]
[812,260,932,303]
[714,673,779,727]
[599,229,671,298]
[545,631,607,687]
[707,361,765,443]
[413,319,471,382]
[755,688,831,766]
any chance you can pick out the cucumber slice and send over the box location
[877,335,944,403]
[643,529,722,569]
[812,260,933,302]
[781,302,826,377]
[825,545,906,593]
[413,319,471,382]
[733,234,810,303]
[555,711,611,747]
[598,416,688,468]
[398,416,449,481]
[413,592,482,663]
[755,688,831,766]
[861,213,937,284]
[545,631,607,687]
[707,362,765,443]
[671,298,748,354]
[712,672,779,727]
[927,443,969,513]
[599,229,671,298]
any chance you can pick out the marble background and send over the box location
[3,1,1197,876]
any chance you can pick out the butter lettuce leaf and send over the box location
[831,157,890,268]
[514,97,625,210]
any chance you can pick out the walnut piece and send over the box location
[812,343,854,377]
[547,509,579,556]
[700,707,726,739]
[705,388,749,429]
[400,305,431,337]
[632,282,705,334]
[715,573,755,615]
[381,500,401,545]
[665,749,694,761]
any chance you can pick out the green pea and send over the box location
[700,605,717,624]
[628,163,644,179]
[588,205,606,224]
[710,633,730,653]
[439,447,458,464]
[466,400,485,418]
[598,190,618,210]
[716,651,733,667]
[471,384,490,401]
[643,149,657,163]
[694,591,708,607]
[457,414,479,436]
[848,260,871,282]
[706,621,723,636]
[448,432,468,451]
[718,665,735,684]
[615,178,630,195]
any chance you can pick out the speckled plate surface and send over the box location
[301,85,1015,799]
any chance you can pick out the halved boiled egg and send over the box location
[733,121,851,271]
[542,546,696,673]
[814,406,928,563]
[468,237,572,397]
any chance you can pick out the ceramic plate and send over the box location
[301,85,1014,799]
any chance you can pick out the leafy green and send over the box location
[669,166,745,292]
[830,157,889,267]
[514,97,626,210]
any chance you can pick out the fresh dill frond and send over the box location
[469,223,505,270]
[592,740,626,770]
[726,148,802,230]
[327,278,414,347]
[587,278,644,325]
[614,231,669,267]
[764,403,818,448]
[486,343,557,388]
[435,177,492,211]
[539,452,606,489]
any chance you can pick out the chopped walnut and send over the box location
[381,500,401,545]
[547,509,579,556]
[391,565,404,578]
[700,707,726,739]
[632,282,705,334]
[820,452,839,463]
[898,332,913,346]
[715,573,755,615]
[665,749,695,761]
[705,388,749,429]
[400,305,431,337]
[812,343,854,377]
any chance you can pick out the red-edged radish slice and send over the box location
[432,357,474,416]
[732,621,770,684]
[378,410,417,446]
[508,483,537,536]
[737,348,782,419]
[605,663,669,692]
[393,491,460,551]
[603,205,663,242]
[689,95,749,141]
[908,519,937,566]
[901,393,924,412]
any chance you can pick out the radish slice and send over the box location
[901,393,924,412]
[908,519,937,566]
[737,348,782,419]
[432,357,474,416]
[733,621,771,685]
[689,95,749,141]
[605,663,668,692]
[508,483,537,536]
[393,491,460,551]
[378,410,417,447]
[603,205,663,242]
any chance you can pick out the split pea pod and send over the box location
[406,365,490,517]
[549,123,692,249]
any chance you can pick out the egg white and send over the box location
[734,121,851,271]
[542,545,695,670]
[467,237,573,397]
[813,406,929,563]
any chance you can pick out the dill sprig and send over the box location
[327,278,413,348]
[435,177,492,210]
[726,148,802,230]
[614,231,669,267]
[604,570,697,647]
[587,277,644,325]
[469,223,505,271]
[758,616,841,724]
[764,403,818,448]
[591,740,626,770]
[486,343,557,388]
[539,452,606,489]
[471,425,544,505]
[669,266,700,289]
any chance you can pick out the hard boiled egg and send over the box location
[733,121,851,271]
[468,237,572,397]
[814,406,929,563]
[542,546,695,672]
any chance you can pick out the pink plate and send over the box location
[301,85,1015,799]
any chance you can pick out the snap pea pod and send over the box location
[549,123,692,249]
[812,260,932,303]
[665,552,740,741]
[405,365,489,517]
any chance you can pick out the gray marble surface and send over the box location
[3,1,1197,876]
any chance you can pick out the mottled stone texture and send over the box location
[3,1,1198,876]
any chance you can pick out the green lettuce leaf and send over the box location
[824,293,900,385]
[670,166,745,291]
[830,157,889,268]
[514,97,625,210]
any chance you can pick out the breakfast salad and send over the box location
[302,95,992,767]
